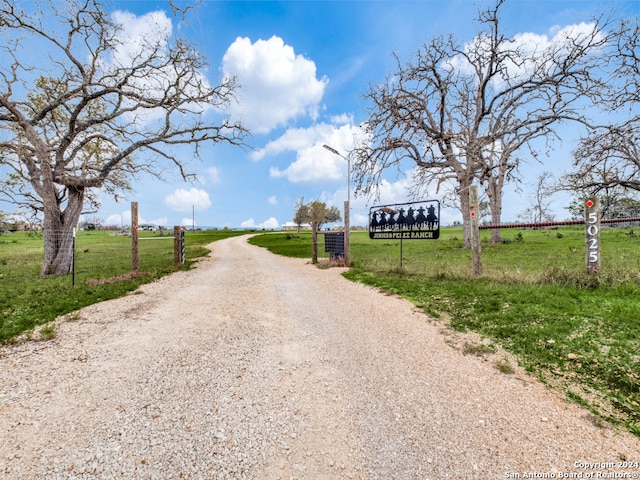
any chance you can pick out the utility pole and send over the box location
[323,144,351,266]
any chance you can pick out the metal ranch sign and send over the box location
[369,200,440,239]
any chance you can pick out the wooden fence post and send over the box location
[173,226,181,265]
[131,202,139,272]
[469,186,482,278]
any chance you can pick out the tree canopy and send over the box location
[566,21,640,195]
[0,0,247,275]
[354,0,615,245]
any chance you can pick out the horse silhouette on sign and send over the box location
[426,205,438,229]
[371,207,399,231]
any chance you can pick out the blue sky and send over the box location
[81,0,639,230]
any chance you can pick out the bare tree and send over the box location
[517,171,556,224]
[292,196,308,236]
[570,127,640,192]
[0,0,247,275]
[478,139,522,241]
[353,0,611,246]
[565,193,640,220]
[564,19,640,200]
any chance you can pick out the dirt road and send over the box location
[1,235,638,479]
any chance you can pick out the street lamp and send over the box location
[323,144,351,266]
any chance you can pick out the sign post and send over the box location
[585,197,601,274]
[469,186,482,278]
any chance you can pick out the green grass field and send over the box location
[249,227,640,438]
[0,229,248,342]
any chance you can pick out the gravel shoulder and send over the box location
[1,235,638,479]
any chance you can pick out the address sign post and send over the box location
[585,197,601,274]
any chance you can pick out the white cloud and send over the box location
[449,21,602,88]
[149,217,168,227]
[206,166,221,184]
[376,178,420,205]
[251,123,335,161]
[110,11,171,65]
[103,210,168,228]
[240,217,280,229]
[164,188,212,212]
[270,145,343,183]
[265,122,367,184]
[330,113,354,125]
[222,36,328,134]
[268,195,277,205]
[105,212,130,227]
[104,10,214,125]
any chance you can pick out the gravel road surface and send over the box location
[1,235,638,479]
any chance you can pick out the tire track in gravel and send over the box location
[0,235,638,480]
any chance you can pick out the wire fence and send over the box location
[478,225,640,278]
[0,229,177,291]
[477,218,640,278]
[3,224,640,290]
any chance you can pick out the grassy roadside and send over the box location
[249,229,640,438]
[0,229,249,343]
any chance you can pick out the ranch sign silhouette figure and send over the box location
[369,200,440,240]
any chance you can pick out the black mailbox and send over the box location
[323,232,345,259]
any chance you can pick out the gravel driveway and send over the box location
[1,235,638,480]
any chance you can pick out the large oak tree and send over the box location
[0,0,247,275]
[354,0,612,245]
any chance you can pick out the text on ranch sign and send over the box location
[369,200,440,239]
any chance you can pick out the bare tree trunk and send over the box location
[480,147,515,244]
[487,180,504,244]
[457,168,474,248]
[460,190,472,248]
[41,187,85,276]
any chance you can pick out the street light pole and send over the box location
[323,144,350,266]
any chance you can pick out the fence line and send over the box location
[3,223,640,289]
[479,216,640,229]
[0,230,177,291]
